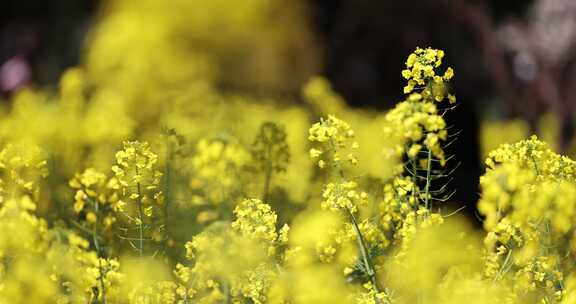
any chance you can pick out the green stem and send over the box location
[410,156,419,211]
[327,138,385,302]
[164,151,172,246]
[493,246,512,282]
[347,208,382,303]
[222,280,231,304]
[424,148,432,211]
[530,154,540,176]
[136,183,144,257]
[135,167,145,257]
[262,164,272,203]
[90,198,107,304]
[262,140,273,202]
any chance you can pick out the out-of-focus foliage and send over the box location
[481,112,562,159]
[0,1,574,303]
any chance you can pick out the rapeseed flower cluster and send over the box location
[251,122,290,201]
[190,139,251,206]
[479,136,576,303]
[0,144,48,201]
[402,47,455,103]
[111,141,164,256]
[309,114,359,170]
[321,181,368,213]
[70,168,117,228]
[384,47,455,168]
[232,198,290,257]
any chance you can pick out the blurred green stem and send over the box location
[90,197,107,304]
[347,208,383,304]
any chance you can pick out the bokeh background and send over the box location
[1,0,575,223]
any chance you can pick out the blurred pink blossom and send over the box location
[0,55,31,93]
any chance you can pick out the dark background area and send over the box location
[0,0,532,97]
[0,0,96,89]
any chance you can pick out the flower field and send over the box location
[0,1,575,303]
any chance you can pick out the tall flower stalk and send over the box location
[112,141,163,257]
[252,122,290,202]
[309,114,385,302]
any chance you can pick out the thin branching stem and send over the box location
[262,142,273,202]
[410,157,419,211]
[424,148,433,211]
[493,246,513,283]
[163,144,173,249]
[327,138,385,302]
[135,167,145,257]
[90,197,107,304]
[347,208,382,303]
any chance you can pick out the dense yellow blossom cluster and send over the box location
[309,114,359,169]
[232,198,289,257]
[384,47,455,168]
[321,181,368,213]
[190,139,251,205]
[0,0,574,301]
[479,136,576,303]
[401,47,455,103]
[70,168,117,228]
